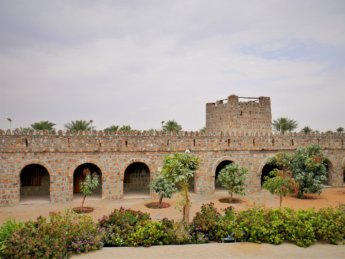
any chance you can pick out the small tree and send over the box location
[290,145,328,198]
[161,152,199,223]
[263,169,298,207]
[104,125,119,133]
[217,163,248,203]
[80,173,99,208]
[150,174,177,206]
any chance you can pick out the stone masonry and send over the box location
[206,95,272,134]
[0,95,344,206]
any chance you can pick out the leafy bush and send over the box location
[2,210,103,258]
[191,203,221,241]
[128,221,170,247]
[99,207,150,247]
[0,219,24,256]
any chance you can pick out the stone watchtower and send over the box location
[206,95,272,134]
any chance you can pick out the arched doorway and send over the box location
[20,164,50,202]
[215,160,233,190]
[261,163,281,186]
[124,162,150,195]
[73,163,102,198]
[323,159,333,186]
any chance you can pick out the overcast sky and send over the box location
[0,0,344,132]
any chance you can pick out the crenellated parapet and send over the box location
[1,130,344,153]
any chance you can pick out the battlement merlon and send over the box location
[206,95,270,108]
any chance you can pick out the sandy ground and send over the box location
[1,187,344,224]
[73,243,345,259]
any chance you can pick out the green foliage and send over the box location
[80,174,99,196]
[217,163,248,202]
[65,120,93,131]
[162,120,182,133]
[104,125,119,132]
[98,208,151,247]
[191,203,221,241]
[336,127,344,133]
[0,220,24,256]
[268,145,328,199]
[161,152,200,223]
[30,120,56,131]
[150,173,177,204]
[199,127,206,133]
[161,153,200,186]
[301,126,312,134]
[2,210,103,258]
[272,117,298,134]
[128,221,170,247]
[119,125,132,132]
[263,169,297,207]
[14,127,32,134]
[290,145,328,198]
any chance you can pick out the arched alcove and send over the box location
[73,163,102,198]
[20,164,50,202]
[215,160,233,190]
[261,163,281,186]
[124,162,150,195]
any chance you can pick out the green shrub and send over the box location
[99,207,150,247]
[0,219,24,256]
[310,207,345,244]
[128,221,170,247]
[191,203,221,241]
[2,210,103,258]
[214,207,236,242]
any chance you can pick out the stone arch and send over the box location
[211,156,238,192]
[123,161,151,195]
[258,155,280,187]
[214,160,234,190]
[19,162,51,202]
[71,160,105,199]
[324,158,334,186]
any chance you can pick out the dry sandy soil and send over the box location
[1,187,344,224]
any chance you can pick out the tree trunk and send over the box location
[81,195,86,208]
[159,195,163,205]
[182,183,190,223]
[279,195,283,208]
[230,192,233,203]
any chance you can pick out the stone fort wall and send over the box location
[206,95,272,134]
[0,130,344,206]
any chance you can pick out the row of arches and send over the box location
[20,162,151,202]
[19,158,342,202]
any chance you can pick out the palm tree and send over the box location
[336,127,344,133]
[14,127,32,133]
[65,120,93,131]
[104,125,119,133]
[272,117,298,134]
[31,121,56,131]
[119,125,132,132]
[301,126,312,134]
[162,120,182,133]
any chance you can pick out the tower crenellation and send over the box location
[206,94,272,134]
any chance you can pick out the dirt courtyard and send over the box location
[1,187,344,224]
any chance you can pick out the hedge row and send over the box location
[1,204,344,258]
